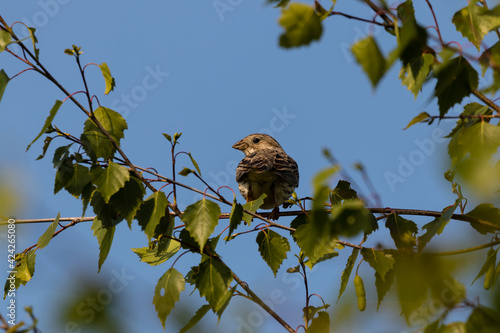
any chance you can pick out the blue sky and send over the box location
[0,1,498,332]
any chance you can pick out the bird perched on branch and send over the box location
[232,133,299,220]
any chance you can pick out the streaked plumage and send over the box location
[232,134,299,218]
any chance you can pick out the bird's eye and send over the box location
[253,137,260,144]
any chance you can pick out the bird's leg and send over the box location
[268,185,280,221]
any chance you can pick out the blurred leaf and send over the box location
[256,229,290,277]
[466,203,500,234]
[361,248,394,281]
[193,257,233,310]
[278,3,322,48]
[80,107,128,161]
[397,0,415,23]
[352,36,386,88]
[182,198,220,251]
[375,268,394,310]
[98,63,115,95]
[242,193,266,225]
[385,213,418,249]
[178,304,210,333]
[136,191,169,241]
[91,162,130,203]
[92,218,116,272]
[403,112,431,130]
[331,199,373,237]
[215,284,237,321]
[226,199,243,241]
[3,250,36,298]
[400,54,435,99]
[26,100,62,152]
[36,212,60,249]
[453,3,500,51]
[132,241,180,266]
[303,304,330,325]
[433,56,478,117]
[307,311,330,333]
[472,248,498,286]
[0,69,10,104]
[312,166,339,193]
[153,268,185,329]
[337,248,359,303]
[0,29,12,52]
[418,196,462,251]
[466,306,500,332]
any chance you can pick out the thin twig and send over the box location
[328,11,389,27]
[427,239,500,256]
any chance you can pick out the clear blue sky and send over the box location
[0,1,496,332]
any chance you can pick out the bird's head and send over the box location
[232,133,283,156]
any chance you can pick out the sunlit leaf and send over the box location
[352,36,386,88]
[26,100,63,152]
[182,198,221,250]
[193,257,233,310]
[256,229,290,276]
[153,268,185,329]
[91,218,116,272]
[337,248,359,303]
[36,212,60,249]
[0,69,10,104]
[179,304,211,333]
[278,3,323,48]
[132,241,180,266]
[98,63,115,95]
[136,191,169,241]
[453,3,500,51]
[307,311,330,333]
[90,162,130,203]
[403,112,430,130]
[385,213,418,249]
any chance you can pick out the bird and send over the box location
[232,133,299,220]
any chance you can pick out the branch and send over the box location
[472,90,500,114]
[328,11,390,27]
[360,0,394,28]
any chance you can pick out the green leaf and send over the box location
[80,107,128,161]
[385,213,418,249]
[153,268,185,329]
[0,29,12,52]
[330,180,357,206]
[307,311,330,333]
[28,27,40,60]
[36,136,54,160]
[98,63,115,95]
[337,248,359,303]
[312,166,339,193]
[466,203,500,234]
[278,3,323,48]
[92,218,116,272]
[26,100,63,152]
[3,250,36,298]
[132,241,180,266]
[303,304,330,325]
[418,197,462,251]
[375,269,394,310]
[162,133,172,143]
[215,284,237,321]
[448,120,500,164]
[90,162,130,203]
[90,190,123,227]
[400,54,435,99]
[352,36,386,88]
[188,152,202,175]
[36,212,60,249]
[226,199,243,241]
[445,103,492,140]
[331,199,374,237]
[466,306,500,332]
[433,56,478,117]
[52,144,72,169]
[453,3,500,51]
[178,167,194,176]
[0,69,10,104]
[403,112,431,130]
[256,229,291,277]
[182,199,221,251]
[178,304,211,333]
[193,257,233,310]
[56,163,92,197]
[108,175,145,226]
[242,193,266,225]
[472,248,498,285]
[361,248,394,281]
[136,191,169,240]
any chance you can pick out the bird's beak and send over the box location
[232,140,248,151]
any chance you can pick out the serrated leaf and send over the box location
[59,163,91,197]
[361,248,394,281]
[278,3,323,48]
[226,199,243,241]
[400,53,435,99]
[445,103,492,140]
[375,269,394,310]
[337,248,359,303]
[136,191,169,240]
[403,112,430,130]
[256,229,290,277]
[90,162,130,203]
[385,213,418,249]
[98,63,115,95]
[182,198,221,251]
[26,100,63,152]
[352,36,387,88]
[36,212,60,249]
[216,285,237,322]
[108,175,145,226]
[188,152,201,175]
[418,197,462,251]
[80,107,127,161]
[81,183,94,217]
[434,56,478,117]
[193,257,233,310]
[448,120,500,164]
[132,241,180,266]
[466,203,500,234]
[3,250,36,299]
[307,311,330,333]
[242,193,266,225]
[179,304,211,333]
[453,3,500,51]
[0,69,10,104]
[153,268,185,329]
[52,144,72,169]
[90,190,123,227]
[92,218,116,272]
[472,248,498,285]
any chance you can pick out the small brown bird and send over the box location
[232,133,299,219]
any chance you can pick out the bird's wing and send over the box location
[235,152,274,182]
[272,152,299,187]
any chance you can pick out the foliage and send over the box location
[2,1,500,332]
